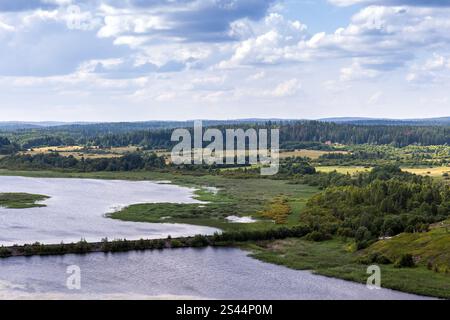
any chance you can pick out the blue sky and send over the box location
[1,0,450,121]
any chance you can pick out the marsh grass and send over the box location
[0,192,49,209]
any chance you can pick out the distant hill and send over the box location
[319,117,450,126]
[0,121,94,130]
[1,116,449,132]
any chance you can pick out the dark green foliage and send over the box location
[0,246,12,257]
[0,152,166,171]
[0,136,19,155]
[305,231,332,242]
[4,120,450,151]
[302,166,450,242]
[394,254,416,268]
[0,226,313,259]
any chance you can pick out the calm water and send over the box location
[0,176,219,246]
[0,176,429,300]
[0,248,428,300]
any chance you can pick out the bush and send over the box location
[305,231,332,242]
[365,252,392,265]
[394,254,415,268]
[74,239,91,254]
[0,246,12,258]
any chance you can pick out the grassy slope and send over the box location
[246,238,450,299]
[0,193,49,209]
[363,219,450,272]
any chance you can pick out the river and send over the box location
[0,176,218,246]
[0,176,429,300]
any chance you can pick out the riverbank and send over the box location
[244,238,450,299]
[0,226,311,258]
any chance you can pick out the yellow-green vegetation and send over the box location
[246,238,450,298]
[20,145,140,160]
[259,196,292,224]
[315,166,372,175]
[280,149,348,160]
[364,219,450,273]
[402,166,450,180]
[0,193,49,209]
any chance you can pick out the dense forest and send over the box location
[2,120,450,150]
[301,166,450,248]
[0,153,166,172]
[0,137,18,155]
[280,121,450,147]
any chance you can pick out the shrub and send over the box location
[367,252,392,265]
[305,231,332,242]
[394,254,415,268]
[0,246,12,258]
[74,239,91,254]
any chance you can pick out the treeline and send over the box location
[0,225,312,258]
[0,153,166,171]
[6,120,450,150]
[0,137,19,155]
[300,166,450,248]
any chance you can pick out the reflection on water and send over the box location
[0,247,429,300]
[0,176,219,246]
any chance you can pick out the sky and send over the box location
[1,0,450,121]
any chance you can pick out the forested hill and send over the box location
[319,117,450,126]
[1,120,449,149]
[281,121,450,146]
[0,137,19,155]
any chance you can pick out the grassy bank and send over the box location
[246,238,450,299]
[110,178,318,232]
[0,193,49,209]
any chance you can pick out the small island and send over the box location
[0,193,49,209]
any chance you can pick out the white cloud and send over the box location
[407,53,450,84]
[270,78,302,97]
[368,91,383,104]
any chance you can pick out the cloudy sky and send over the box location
[1,0,450,121]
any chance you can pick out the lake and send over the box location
[0,176,219,246]
[0,176,430,300]
[0,247,428,300]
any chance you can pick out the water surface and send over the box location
[0,248,428,300]
[0,176,218,246]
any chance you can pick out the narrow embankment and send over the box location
[0,225,311,258]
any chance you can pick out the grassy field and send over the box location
[363,219,450,272]
[401,166,450,180]
[315,165,450,181]
[315,166,372,175]
[246,238,450,299]
[279,149,348,159]
[0,193,49,209]
[20,145,139,160]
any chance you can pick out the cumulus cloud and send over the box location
[329,0,450,7]
[407,53,450,84]
[97,0,276,43]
